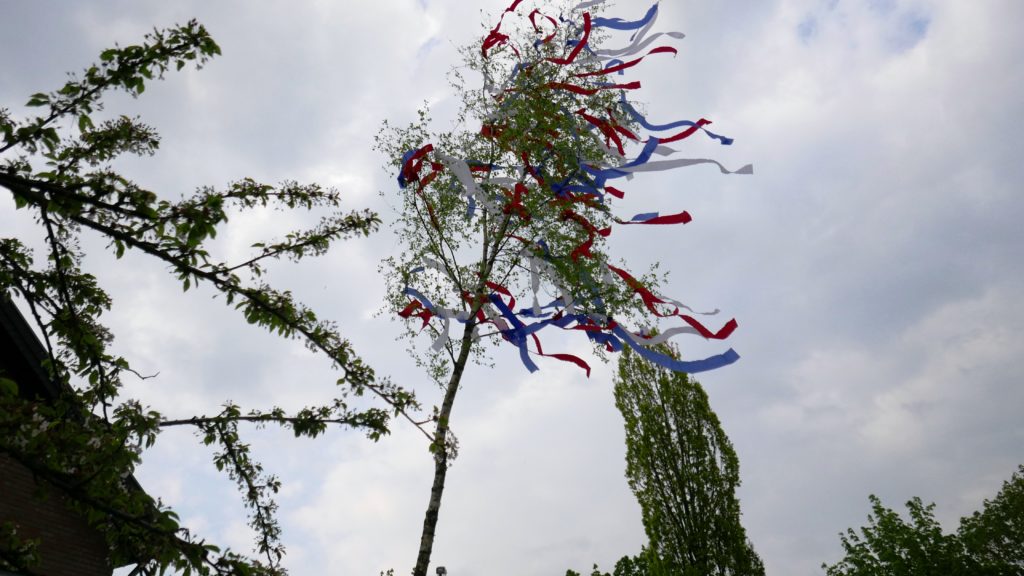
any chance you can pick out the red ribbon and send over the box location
[528,9,559,45]
[605,186,626,199]
[545,81,641,96]
[577,109,628,156]
[562,210,610,261]
[521,151,544,186]
[502,182,532,222]
[656,118,712,144]
[574,46,678,78]
[482,0,526,57]
[546,12,591,66]
[617,211,692,225]
[400,144,435,185]
[530,333,591,377]
[399,300,433,329]
[606,264,737,339]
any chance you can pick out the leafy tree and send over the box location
[823,465,1024,576]
[958,464,1024,575]
[375,2,745,575]
[614,343,764,576]
[566,548,660,576]
[0,20,420,576]
[610,550,659,576]
[822,496,975,576]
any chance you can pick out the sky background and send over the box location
[2,1,1023,575]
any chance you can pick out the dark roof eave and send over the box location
[0,297,64,400]
[1,296,148,568]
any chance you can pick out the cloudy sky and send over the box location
[2,0,1023,574]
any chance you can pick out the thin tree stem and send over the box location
[412,318,477,576]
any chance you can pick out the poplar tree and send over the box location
[614,343,764,576]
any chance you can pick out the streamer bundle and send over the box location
[395,0,752,376]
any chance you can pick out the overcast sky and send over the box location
[2,0,1023,575]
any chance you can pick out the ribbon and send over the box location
[591,3,658,31]
[575,46,677,78]
[616,211,692,225]
[393,0,747,376]
[546,12,591,65]
[612,325,740,373]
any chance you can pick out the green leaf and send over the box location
[0,376,17,397]
[26,93,49,107]
[41,127,59,150]
[78,114,94,133]
[57,83,80,96]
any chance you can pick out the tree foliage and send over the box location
[823,496,973,576]
[565,548,661,576]
[377,1,746,572]
[375,10,657,576]
[614,343,764,576]
[823,464,1024,576]
[0,20,419,576]
[958,464,1024,575]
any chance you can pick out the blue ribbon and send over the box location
[582,137,661,186]
[586,327,624,351]
[397,148,419,188]
[611,324,740,373]
[488,293,539,372]
[517,298,564,318]
[403,286,437,312]
[591,4,658,31]
[605,58,626,75]
[618,93,734,145]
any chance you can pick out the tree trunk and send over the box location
[412,321,476,576]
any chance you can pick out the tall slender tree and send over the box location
[614,342,764,576]
[377,1,748,573]
[377,1,748,572]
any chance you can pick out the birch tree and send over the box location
[376,2,750,574]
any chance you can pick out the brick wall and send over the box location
[0,453,111,576]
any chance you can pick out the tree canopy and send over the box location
[0,20,416,576]
[565,548,659,576]
[958,464,1024,575]
[376,1,748,573]
[823,464,1024,576]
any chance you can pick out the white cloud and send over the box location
[861,284,1024,453]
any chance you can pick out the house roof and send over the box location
[0,297,64,400]
[1,296,147,571]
